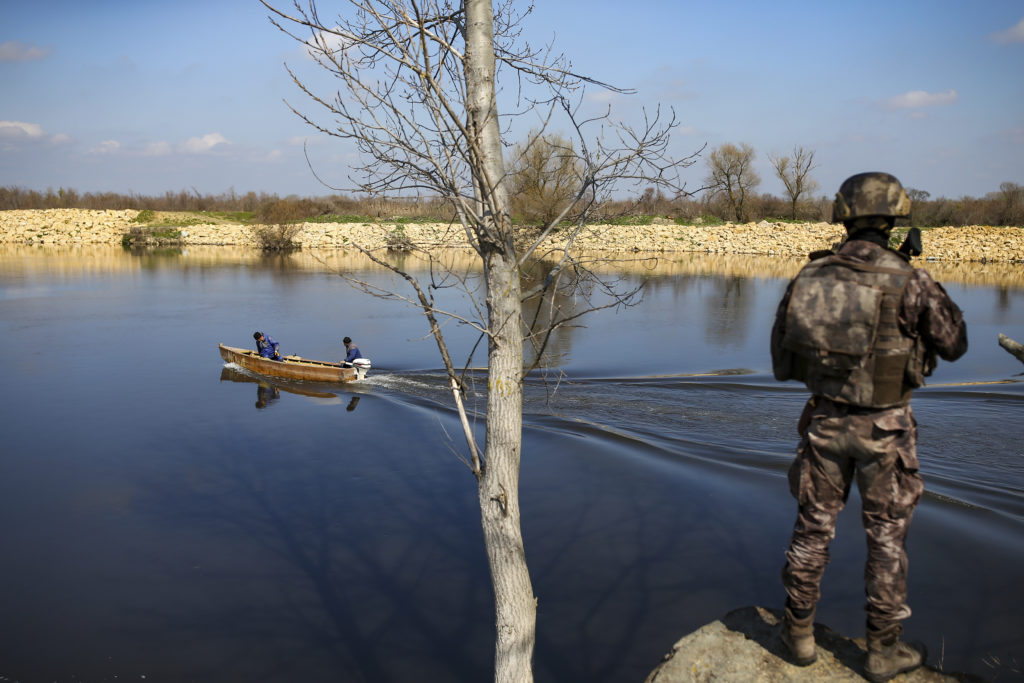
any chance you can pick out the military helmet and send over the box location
[832,172,911,223]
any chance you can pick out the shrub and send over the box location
[132,209,156,224]
[251,224,302,250]
[385,225,414,251]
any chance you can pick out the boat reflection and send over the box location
[219,365,359,410]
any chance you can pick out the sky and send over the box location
[1,0,1022,201]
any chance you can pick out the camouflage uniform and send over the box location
[771,238,967,633]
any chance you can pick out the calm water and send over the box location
[1,245,1022,682]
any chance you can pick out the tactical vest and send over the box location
[775,248,917,408]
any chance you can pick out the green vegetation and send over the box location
[604,215,654,226]
[675,214,727,227]
[197,210,255,223]
[120,226,183,248]
[393,215,443,225]
[130,209,214,228]
[385,225,414,251]
[306,213,372,224]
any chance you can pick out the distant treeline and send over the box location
[1,183,1021,227]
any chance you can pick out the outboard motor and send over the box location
[351,358,372,380]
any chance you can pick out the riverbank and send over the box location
[2,208,1023,262]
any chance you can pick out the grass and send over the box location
[197,210,255,223]
[675,215,727,227]
[605,215,654,226]
[306,214,375,224]
[131,209,256,226]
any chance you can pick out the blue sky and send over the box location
[1,0,1021,201]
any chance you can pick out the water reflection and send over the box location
[256,383,280,409]
[3,244,1024,289]
[705,276,752,347]
[219,365,353,410]
[133,414,492,681]
[520,258,621,368]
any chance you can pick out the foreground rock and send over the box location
[645,606,980,682]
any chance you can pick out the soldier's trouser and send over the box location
[782,398,924,633]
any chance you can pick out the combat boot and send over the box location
[864,624,926,682]
[780,606,817,666]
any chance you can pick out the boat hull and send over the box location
[218,344,360,383]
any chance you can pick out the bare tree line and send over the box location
[3,156,1021,228]
[699,141,1024,227]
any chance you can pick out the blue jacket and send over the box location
[256,336,280,359]
[344,343,362,363]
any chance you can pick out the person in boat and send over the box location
[770,173,967,681]
[342,336,362,367]
[253,331,282,361]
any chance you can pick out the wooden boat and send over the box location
[218,344,370,382]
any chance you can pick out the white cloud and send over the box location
[584,90,621,105]
[50,133,72,145]
[143,141,173,156]
[989,18,1024,44]
[306,26,353,58]
[0,40,51,62]
[0,120,46,140]
[181,133,228,154]
[885,89,958,109]
[89,140,120,154]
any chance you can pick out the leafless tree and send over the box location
[769,145,818,220]
[261,2,699,680]
[906,188,931,203]
[704,142,760,222]
[998,181,1024,226]
[507,130,582,226]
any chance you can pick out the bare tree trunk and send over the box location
[480,249,535,683]
[998,333,1024,364]
[262,3,696,678]
[465,1,537,680]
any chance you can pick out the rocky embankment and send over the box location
[2,209,1023,262]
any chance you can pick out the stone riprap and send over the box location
[2,209,1023,262]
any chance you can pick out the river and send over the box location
[1,245,1021,682]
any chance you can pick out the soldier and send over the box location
[770,173,968,681]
